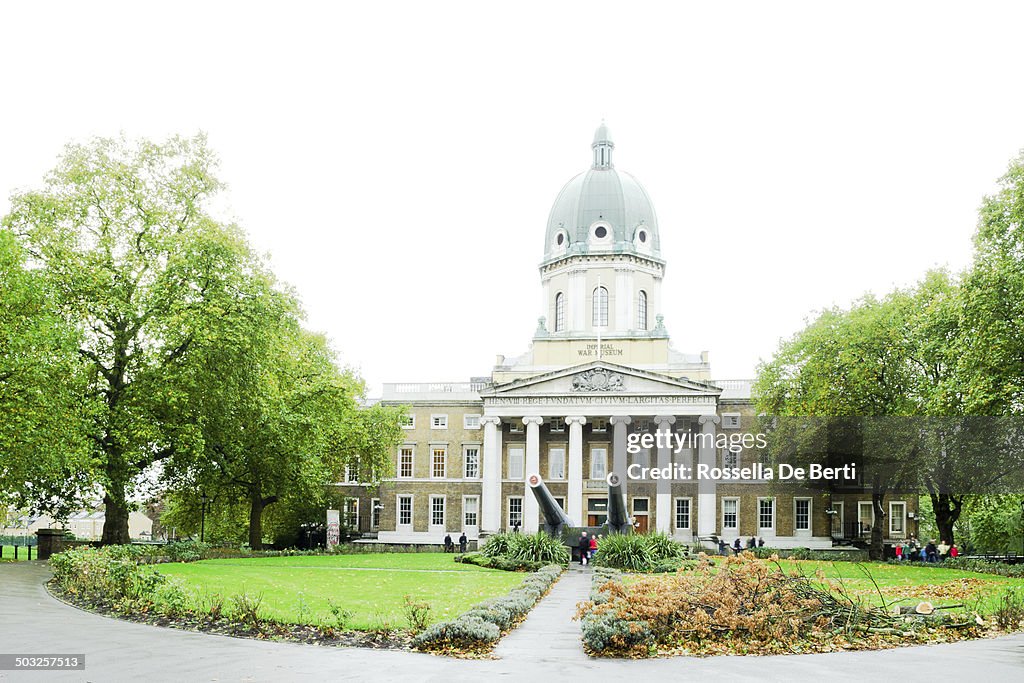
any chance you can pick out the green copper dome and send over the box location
[544,123,661,264]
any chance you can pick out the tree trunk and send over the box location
[249,494,264,550]
[870,492,887,561]
[930,492,962,548]
[101,491,131,545]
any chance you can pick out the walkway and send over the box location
[2,562,1024,681]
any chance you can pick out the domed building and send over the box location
[332,125,916,552]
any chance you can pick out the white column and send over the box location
[697,414,720,541]
[523,416,544,533]
[566,416,586,526]
[609,416,632,497]
[481,417,502,535]
[654,415,676,533]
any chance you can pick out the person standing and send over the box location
[458,531,468,553]
[895,542,903,562]
[578,531,590,566]
[718,538,727,555]
[444,534,454,553]
[589,533,598,560]
[950,544,959,559]
[733,538,742,555]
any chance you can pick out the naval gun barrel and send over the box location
[528,473,575,536]
[606,472,632,534]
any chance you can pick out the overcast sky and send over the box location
[3,2,1023,396]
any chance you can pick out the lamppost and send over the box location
[1019,499,1023,557]
[200,493,209,543]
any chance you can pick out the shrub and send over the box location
[651,557,687,573]
[994,588,1024,630]
[326,599,353,629]
[412,615,500,651]
[402,595,433,632]
[506,532,570,565]
[230,591,265,626]
[481,533,515,558]
[581,610,655,653]
[50,545,166,603]
[163,540,210,563]
[943,558,1024,579]
[592,534,654,571]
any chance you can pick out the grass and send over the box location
[772,559,1024,613]
[0,545,36,561]
[155,552,525,629]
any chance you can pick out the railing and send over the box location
[382,381,488,398]
[709,379,754,398]
[0,544,35,561]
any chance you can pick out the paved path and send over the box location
[2,562,1024,682]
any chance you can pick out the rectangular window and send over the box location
[430,496,445,528]
[634,418,652,433]
[549,448,566,480]
[633,448,650,469]
[591,418,607,432]
[632,498,649,514]
[508,419,524,433]
[722,413,741,430]
[431,414,448,429]
[398,495,412,527]
[759,498,774,530]
[464,496,479,528]
[343,464,359,484]
[890,502,906,535]
[675,498,691,530]
[401,414,415,429]
[398,447,414,478]
[463,447,480,479]
[795,498,811,531]
[723,448,738,469]
[431,446,447,478]
[370,498,381,529]
[590,448,607,480]
[549,417,566,432]
[722,498,738,530]
[508,497,523,529]
[463,414,481,430]
[508,447,525,479]
[342,498,359,529]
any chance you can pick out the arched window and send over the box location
[637,290,648,330]
[593,286,608,327]
[554,292,565,332]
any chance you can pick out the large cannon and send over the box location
[527,473,575,535]
[605,472,633,534]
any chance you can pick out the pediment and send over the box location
[481,361,722,398]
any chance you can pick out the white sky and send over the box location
[2,1,1023,396]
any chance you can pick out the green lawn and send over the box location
[775,559,1024,612]
[0,545,36,561]
[155,553,525,629]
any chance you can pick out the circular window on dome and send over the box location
[556,233,565,246]
[638,230,647,243]
[595,226,608,239]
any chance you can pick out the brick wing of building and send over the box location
[335,124,917,550]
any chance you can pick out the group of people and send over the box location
[717,537,765,555]
[894,537,958,562]
[578,530,601,565]
[443,532,469,553]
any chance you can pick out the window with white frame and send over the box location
[508,419,523,433]
[591,418,607,432]
[508,447,525,479]
[637,290,648,330]
[795,498,811,532]
[890,501,906,535]
[634,418,652,433]
[758,498,775,530]
[342,498,359,529]
[431,414,448,429]
[675,498,691,530]
[554,292,565,332]
[463,446,480,479]
[593,286,609,327]
[464,496,479,528]
[429,496,445,528]
[397,495,412,527]
[633,498,649,514]
[723,448,739,469]
[722,498,738,530]
[431,446,447,478]
[463,414,481,429]
[398,447,414,478]
[400,414,415,429]
[508,497,523,529]
[370,498,381,529]
[343,464,359,484]
[590,448,607,480]
[549,448,566,480]
[549,417,566,432]
[722,413,741,430]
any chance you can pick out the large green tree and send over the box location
[3,135,260,543]
[0,231,94,517]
